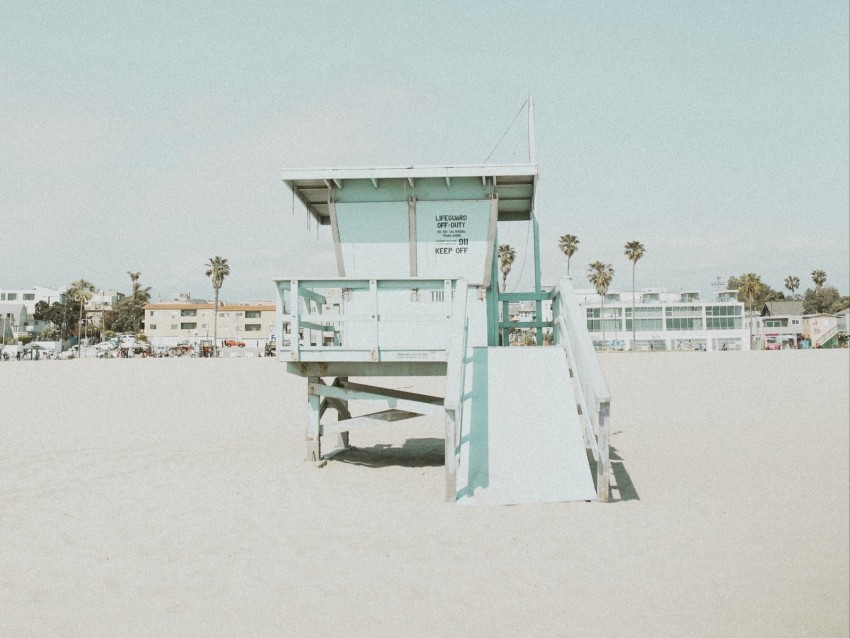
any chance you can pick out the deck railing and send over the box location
[274,278,465,363]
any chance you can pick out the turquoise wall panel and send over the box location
[336,201,410,277]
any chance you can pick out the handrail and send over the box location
[444,279,469,501]
[814,324,840,347]
[551,276,612,501]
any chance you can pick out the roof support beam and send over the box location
[407,177,414,189]
[445,176,451,188]
[333,179,343,190]
[327,199,346,276]
[408,198,417,277]
[370,178,378,189]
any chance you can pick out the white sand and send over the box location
[1,351,847,636]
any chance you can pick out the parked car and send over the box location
[223,340,246,347]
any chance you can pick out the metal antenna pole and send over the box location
[527,95,536,164]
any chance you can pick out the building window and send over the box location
[149,310,155,316]
[625,306,663,332]
[149,324,157,330]
[236,312,243,316]
[181,322,197,330]
[181,309,197,317]
[171,324,178,330]
[244,324,262,331]
[706,305,743,330]
[7,293,16,300]
[586,307,622,332]
[245,311,261,319]
[23,293,35,301]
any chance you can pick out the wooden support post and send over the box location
[445,408,458,502]
[306,375,322,464]
[532,213,543,346]
[501,300,510,346]
[334,377,351,449]
[369,279,378,361]
[597,401,611,501]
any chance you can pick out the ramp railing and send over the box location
[551,277,612,501]
[443,279,469,501]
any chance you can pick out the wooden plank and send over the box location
[321,409,419,436]
[310,382,444,417]
[306,375,321,463]
[287,361,447,377]
[597,401,611,502]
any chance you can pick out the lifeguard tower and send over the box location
[275,152,612,505]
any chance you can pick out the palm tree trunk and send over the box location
[213,288,219,355]
[632,263,637,349]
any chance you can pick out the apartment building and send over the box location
[143,297,276,348]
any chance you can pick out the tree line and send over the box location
[30,257,231,348]
[497,235,849,331]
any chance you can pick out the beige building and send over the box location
[143,300,276,348]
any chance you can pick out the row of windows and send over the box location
[148,323,265,332]
[150,309,267,318]
[666,318,704,330]
[624,307,663,318]
[706,305,742,317]
[706,317,743,330]
[666,306,703,318]
[589,317,743,332]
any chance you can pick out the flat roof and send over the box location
[282,163,537,225]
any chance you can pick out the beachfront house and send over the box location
[802,313,842,348]
[0,303,29,342]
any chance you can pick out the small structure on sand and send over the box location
[275,129,612,504]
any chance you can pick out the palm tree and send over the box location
[738,273,763,342]
[784,276,800,298]
[128,271,152,304]
[587,261,615,350]
[624,241,645,348]
[558,234,580,276]
[498,244,516,293]
[811,269,827,289]
[205,256,230,354]
[69,279,96,346]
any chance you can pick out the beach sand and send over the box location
[1,351,847,636]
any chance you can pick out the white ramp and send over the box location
[455,347,597,505]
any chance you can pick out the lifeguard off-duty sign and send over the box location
[335,200,490,283]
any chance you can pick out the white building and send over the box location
[0,303,29,341]
[0,286,66,314]
[574,288,748,352]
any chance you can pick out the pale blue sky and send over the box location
[2,1,847,301]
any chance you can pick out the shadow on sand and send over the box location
[589,444,640,501]
[331,436,640,502]
[333,438,444,469]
